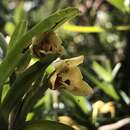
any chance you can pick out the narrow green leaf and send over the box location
[1,84,9,102]
[14,1,25,24]
[92,61,113,82]
[63,24,130,33]
[83,69,120,100]
[16,50,32,73]
[8,20,28,51]
[34,90,52,112]
[0,54,58,122]
[63,91,91,113]
[15,73,47,123]
[72,96,91,113]
[15,65,57,124]
[26,112,35,121]
[62,90,89,119]
[107,0,126,12]
[120,91,130,105]
[112,63,121,79]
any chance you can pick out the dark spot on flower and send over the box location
[50,46,52,51]
[55,75,62,89]
[61,68,69,73]
[65,80,70,85]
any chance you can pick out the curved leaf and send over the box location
[107,0,126,12]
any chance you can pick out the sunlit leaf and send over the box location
[71,95,91,113]
[112,63,121,79]
[63,24,130,33]
[107,0,126,12]
[83,69,120,100]
[14,1,25,24]
[63,24,104,33]
[63,90,91,113]
[8,21,27,51]
[1,84,9,102]
[34,90,52,112]
[92,61,113,82]
[120,91,130,105]
[26,112,35,121]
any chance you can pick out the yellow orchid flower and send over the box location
[92,100,116,123]
[100,101,115,118]
[49,55,93,96]
[31,31,64,58]
[92,100,105,123]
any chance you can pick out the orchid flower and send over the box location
[49,55,93,96]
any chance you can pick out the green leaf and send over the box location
[1,84,9,102]
[120,90,130,105]
[92,61,113,82]
[20,120,74,130]
[14,1,25,24]
[112,63,121,79]
[0,54,58,122]
[0,7,79,87]
[83,69,120,100]
[18,65,58,123]
[8,20,28,51]
[26,112,35,121]
[107,0,126,12]
[34,90,52,112]
[61,90,89,120]
[63,91,91,113]
[63,24,104,33]
[14,73,48,123]
[63,24,130,33]
[16,50,32,73]
[72,96,91,113]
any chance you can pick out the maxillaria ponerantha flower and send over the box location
[49,55,93,96]
[92,100,115,123]
[31,31,64,58]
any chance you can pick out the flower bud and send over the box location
[31,31,64,58]
[92,100,116,123]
